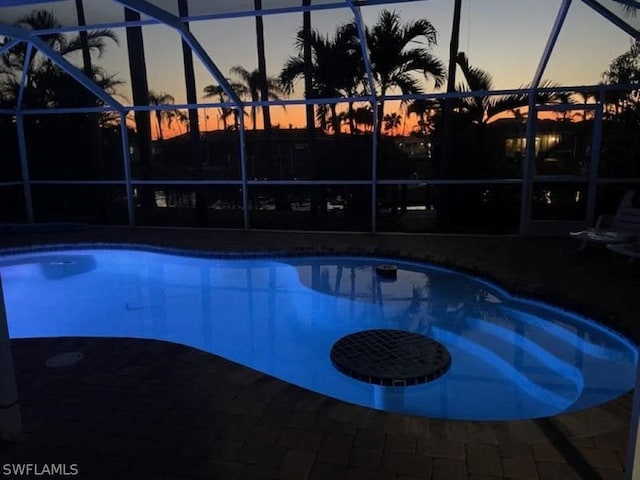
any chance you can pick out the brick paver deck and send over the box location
[0,227,637,479]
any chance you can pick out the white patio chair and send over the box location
[570,190,640,250]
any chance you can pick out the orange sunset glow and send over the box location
[151,102,596,141]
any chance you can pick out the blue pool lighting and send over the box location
[0,247,636,421]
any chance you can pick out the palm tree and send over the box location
[445,0,463,96]
[123,6,153,188]
[454,52,565,124]
[0,8,124,219]
[353,106,374,133]
[302,0,315,135]
[321,110,351,134]
[0,7,123,188]
[230,66,285,130]
[73,0,92,72]
[571,90,599,121]
[254,0,272,132]
[202,82,248,130]
[407,98,440,135]
[148,90,175,140]
[620,3,638,17]
[203,85,231,130]
[178,0,204,187]
[0,10,120,109]
[13,10,118,57]
[383,112,402,135]
[366,10,446,136]
[602,40,640,117]
[440,0,463,172]
[280,23,364,136]
[171,109,189,134]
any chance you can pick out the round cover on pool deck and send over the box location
[330,329,451,386]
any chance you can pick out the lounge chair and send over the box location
[569,190,640,249]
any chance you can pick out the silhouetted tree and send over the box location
[302,0,315,135]
[366,10,445,137]
[174,109,189,133]
[123,6,153,189]
[406,98,439,135]
[254,0,272,132]
[178,0,204,182]
[202,82,247,130]
[602,40,640,117]
[280,23,363,136]
[353,106,374,133]
[383,112,401,134]
[230,66,285,130]
[454,52,565,124]
[599,40,640,177]
[0,10,120,110]
[571,90,599,121]
[148,90,175,140]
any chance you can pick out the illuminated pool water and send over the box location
[0,247,636,420]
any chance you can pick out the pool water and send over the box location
[0,248,636,420]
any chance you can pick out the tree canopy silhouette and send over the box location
[366,10,445,135]
[454,52,564,124]
[280,22,364,135]
[0,9,121,112]
[230,66,285,131]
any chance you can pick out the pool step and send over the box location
[466,315,584,391]
[497,304,627,362]
[432,319,582,410]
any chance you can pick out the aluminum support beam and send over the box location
[586,103,603,225]
[581,0,640,40]
[119,112,136,226]
[15,114,33,223]
[16,43,33,112]
[611,0,640,7]
[15,43,34,223]
[532,0,573,90]
[238,113,250,230]
[520,0,572,235]
[0,38,20,56]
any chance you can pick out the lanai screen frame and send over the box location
[0,0,638,233]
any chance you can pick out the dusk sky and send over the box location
[0,0,636,131]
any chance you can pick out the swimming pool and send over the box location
[0,246,636,420]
